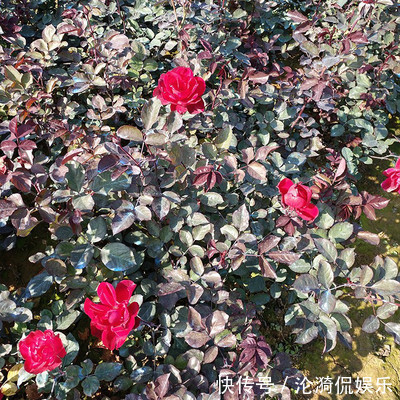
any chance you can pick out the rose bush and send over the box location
[0,0,399,399]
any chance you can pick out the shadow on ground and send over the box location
[293,141,400,400]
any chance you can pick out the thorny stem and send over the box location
[83,7,99,64]
[115,0,126,34]
[369,154,398,160]
[116,143,144,177]
[333,282,400,308]
[290,98,311,130]
[170,0,180,30]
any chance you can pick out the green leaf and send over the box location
[247,162,267,181]
[356,74,372,88]
[362,315,380,333]
[192,224,211,241]
[220,225,239,241]
[95,363,122,382]
[270,120,284,132]
[141,98,162,131]
[87,217,107,243]
[232,204,249,232]
[200,192,224,206]
[44,258,67,277]
[247,275,266,293]
[318,260,334,288]
[371,280,400,296]
[188,245,205,257]
[166,112,183,134]
[331,124,345,137]
[337,248,355,269]
[295,325,319,344]
[70,244,94,269]
[314,238,337,263]
[383,257,398,280]
[91,172,130,194]
[289,259,311,273]
[56,310,80,330]
[35,371,49,389]
[72,194,94,212]
[24,272,53,299]
[331,313,351,332]
[359,265,374,285]
[4,65,22,83]
[130,366,153,383]
[116,125,143,142]
[139,302,156,322]
[101,243,138,272]
[300,41,320,57]
[377,303,398,319]
[179,230,193,247]
[319,290,336,314]
[293,274,319,293]
[152,197,171,220]
[62,333,79,366]
[82,376,100,397]
[318,315,337,352]
[214,126,233,150]
[131,40,148,60]
[315,203,335,229]
[385,323,400,345]
[66,162,85,193]
[348,86,365,99]
[63,365,81,390]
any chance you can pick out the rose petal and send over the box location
[277,178,293,196]
[296,203,319,221]
[115,280,137,303]
[186,98,205,114]
[97,282,117,306]
[101,329,118,350]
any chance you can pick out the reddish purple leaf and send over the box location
[18,140,37,150]
[11,171,31,192]
[348,31,368,44]
[185,331,210,348]
[287,10,309,23]
[258,235,281,254]
[0,199,18,218]
[98,154,119,173]
[1,140,17,152]
[259,255,277,279]
[357,231,380,245]
[268,251,301,264]
[154,374,170,399]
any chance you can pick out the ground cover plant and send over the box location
[0,0,400,398]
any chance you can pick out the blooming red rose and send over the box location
[381,158,400,193]
[84,280,140,350]
[153,67,205,114]
[18,330,66,374]
[278,178,319,221]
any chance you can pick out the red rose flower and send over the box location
[278,178,319,221]
[18,330,66,374]
[153,67,205,114]
[84,280,140,350]
[381,158,400,193]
